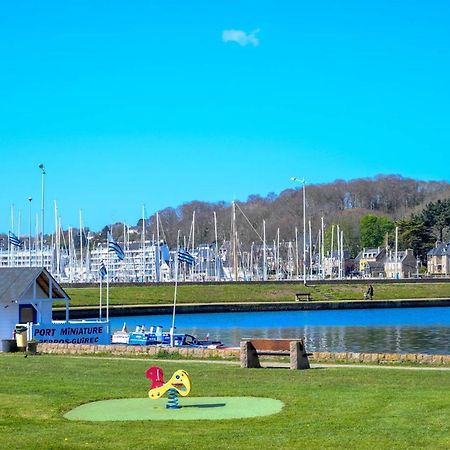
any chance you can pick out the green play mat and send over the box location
[64,396,284,421]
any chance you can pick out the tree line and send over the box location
[5,174,449,263]
[130,174,450,262]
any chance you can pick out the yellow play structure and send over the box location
[146,366,192,408]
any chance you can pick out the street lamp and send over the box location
[38,163,46,267]
[290,177,307,285]
[28,197,32,266]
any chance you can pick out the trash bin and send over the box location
[27,341,38,354]
[15,325,28,350]
[0,339,16,352]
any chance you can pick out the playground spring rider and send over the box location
[146,366,192,409]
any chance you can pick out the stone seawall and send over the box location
[36,343,450,365]
[37,342,240,359]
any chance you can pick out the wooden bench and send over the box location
[240,339,310,370]
[295,292,312,301]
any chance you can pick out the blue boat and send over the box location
[112,324,223,348]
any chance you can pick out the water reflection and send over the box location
[109,307,450,355]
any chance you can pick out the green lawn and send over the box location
[61,281,450,307]
[1,354,450,449]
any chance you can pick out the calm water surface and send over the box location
[109,306,450,355]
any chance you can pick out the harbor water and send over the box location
[109,306,450,355]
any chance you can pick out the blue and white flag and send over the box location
[108,233,125,260]
[178,248,195,265]
[8,231,23,248]
[99,260,107,279]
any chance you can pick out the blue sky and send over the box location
[1,1,450,233]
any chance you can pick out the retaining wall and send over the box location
[53,298,450,320]
[36,342,239,359]
[36,343,450,365]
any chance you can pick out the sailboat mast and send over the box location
[122,222,126,282]
[35,213,39,254]
[28,197,32,267]
[9,205,13,267]
[79,209,83,281]
[277,228,280,280]
[336,225,341,280]
[11,204,14,235]
[295,226,299,280]
[58,217,62,277]
[191,211,195,281]
[318,229,322,280]
[395,226,399,278]
[321,217,324,279]
[17,210,21,243]
[68,227,73,283]
[156,211,160,282]
[54,201,59,276]
[309,220,312,278]
[141,205,145,282]
[263,219,267,281]
[330,224,335,280]
[214,211,219,281]
[302,180,306,284]
[232,202,238,281]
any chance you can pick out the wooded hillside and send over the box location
[7,174,448,260]
[123,174,450,258]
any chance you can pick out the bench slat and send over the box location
[246,338,294,352]
[256,351,290,356]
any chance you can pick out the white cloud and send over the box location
[222,29,260,47]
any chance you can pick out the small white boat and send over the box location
[111,323,223,348]
[111,322,129,344]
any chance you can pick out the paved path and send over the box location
[65,355,450,371]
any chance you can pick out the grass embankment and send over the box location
[61,282,450,307]
[1,354,449,449]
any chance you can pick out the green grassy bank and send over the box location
[62,281,450,307]
[1,354,449,449]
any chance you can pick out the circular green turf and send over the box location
[64,397,283,421]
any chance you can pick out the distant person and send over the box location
[366,285,374,300]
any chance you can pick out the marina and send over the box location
[108,306,450,355]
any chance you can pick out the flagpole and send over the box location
[79,209,83,281]
[99,263,103,320]
[106,240,110,333]
[170,230,181,347]
[7,231,11,268]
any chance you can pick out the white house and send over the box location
[384,249,418,279]
[0,267,69,342]
[427,242,450,276]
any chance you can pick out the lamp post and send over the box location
[28,197,32,266]
[38,163,46,267]
[290,177,307,285]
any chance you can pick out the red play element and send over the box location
[146,366,165,390]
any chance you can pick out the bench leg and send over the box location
[240,340,261,368]
[290,341,310,370]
